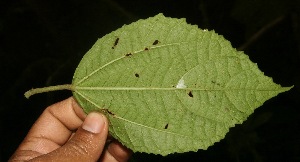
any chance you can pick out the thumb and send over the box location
[33,112,109,162]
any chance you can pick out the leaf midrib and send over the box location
[74,86,287,91]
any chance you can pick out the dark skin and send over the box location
[9,97,132,162]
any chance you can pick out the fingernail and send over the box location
[82,112,105,134]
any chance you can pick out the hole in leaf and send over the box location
[153,40,159,45]
[188,91,193,98]
[135,73,139,78]
[144,47,149,51]
[112,37,119,49]
[125,53,132,57]
[164,123,169,129]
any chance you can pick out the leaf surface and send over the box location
[72,14,292,155]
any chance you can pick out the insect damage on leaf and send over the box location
[188,91,193,98]
[24,13,293,156]
[125,53,132,57]
[153,40,159,45]
[164,123,169,129]
[103,108,115,116]
[112,37,119,49]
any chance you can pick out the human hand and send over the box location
[9,97,132,162]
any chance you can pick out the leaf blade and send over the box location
[72,13,292,155]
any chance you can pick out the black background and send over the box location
[1,0,299,161]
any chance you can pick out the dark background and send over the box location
[1,0,299,161]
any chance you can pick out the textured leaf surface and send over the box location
[72,14,292,155]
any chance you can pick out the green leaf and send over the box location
[25,13,292,155]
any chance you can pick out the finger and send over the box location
[100,141,132,162]
[31,112,109,162]
[10,97,86,160]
